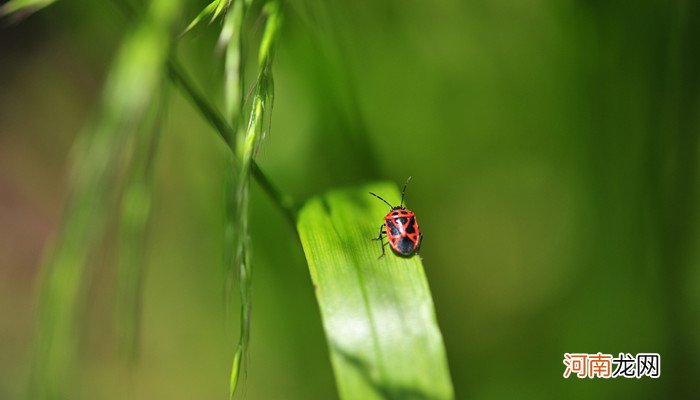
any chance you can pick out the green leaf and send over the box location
[181,0,230,36]
[297,182,454,400]
[0,0,57,18]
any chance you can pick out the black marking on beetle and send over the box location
[405,217,416,234]
[396,237,415,255]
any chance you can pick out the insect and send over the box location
[369,176,422,258]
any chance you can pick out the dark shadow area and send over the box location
[331,342,441,400]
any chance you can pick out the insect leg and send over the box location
[371,224,386,258]
[372,224,385,240]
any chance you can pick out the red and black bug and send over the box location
[369,177,422,258]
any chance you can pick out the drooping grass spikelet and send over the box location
[27,0,183,398]
[228,1,282,398]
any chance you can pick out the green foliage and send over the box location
[221,2,282,398]
[115,88,167,364]
[220,0,245,130]
[3,0,700,398]
[3,0,458,399]
[0,0,56,18]
[27,0,182,398]
[298,182,454,400]
[182,0,230,35]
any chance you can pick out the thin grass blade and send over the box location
[297,182,454,400]
[220,0,245,136]
[182,0,230,36]
[0,0,57,19]
[115,86,168,364]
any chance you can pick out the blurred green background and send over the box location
[1,0,699,399]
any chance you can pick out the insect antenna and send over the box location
[400,176,412,207]
[369,192,393,209]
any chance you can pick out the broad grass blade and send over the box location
[297,182,454,400]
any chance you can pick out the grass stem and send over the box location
[167,57,296,225]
